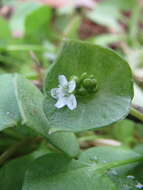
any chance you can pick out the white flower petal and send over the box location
[67,94,77,110]
[68,80,76,93]
[51,88,59,99]
[58,75,68,87]
[51,75,78,110]
[58,86,66,97]
[55,97,67,109]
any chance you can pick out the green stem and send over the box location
[0,137,42,165]
[130,107,143,122]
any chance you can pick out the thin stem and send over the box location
[0,137,42,165]
[130,107,143,122]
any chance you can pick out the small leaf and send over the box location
[10,1,41,35]
[44,39,133,132]
[87,0,136,31]
[87,3,121,31]
[10,1,52,41]
[25,5,52,42]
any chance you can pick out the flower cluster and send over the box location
[51,73,97,110]
[74,72,97,96]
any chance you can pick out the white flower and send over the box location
[136,183,143,189]
[51,75,77,110]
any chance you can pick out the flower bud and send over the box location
[89,74,94,79]
[91,79,97,87]
[80,72,87,81]
[83,78,93,88]
[77,87,87,96]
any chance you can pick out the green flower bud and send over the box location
[80,72,87,81]
[89,74,94,79]
[83,78,93,88]
[77,87,87,96]
[91,79,97,87]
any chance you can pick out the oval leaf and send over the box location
[44,39,133,132]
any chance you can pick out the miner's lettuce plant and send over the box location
[0,39,143,190]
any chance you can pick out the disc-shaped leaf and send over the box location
[44,40,133,132]
[22,147,143,190]
[0,74,79,157]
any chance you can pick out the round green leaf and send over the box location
[10,1,41,34]
[44,40,133,132]
[25,5,52,43]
